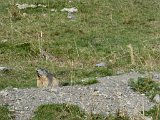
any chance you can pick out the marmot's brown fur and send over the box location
[36,68,59,88]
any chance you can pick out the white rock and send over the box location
[29,4,37,8]
[16,3,29,9]
[0,90,8,96]
[153,94,160,103]
[61,7,78,13]
[67,12,75,19]
[51,9,57,12]
[0,67,9,71]
[13,88,18,90]
[144,116,153,120]
[38,4,47,8]
[95,62,106,67]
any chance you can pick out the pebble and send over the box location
[153,94,160,103]
[95,62,106,67]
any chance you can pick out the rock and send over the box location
[0,90,8,96]
[153,94,160,103]
[13,88,18,91]
[37,4,47,8]
[95,62,106,67]
[61,7,78,13]
[117,92,122,96]
[67,12,75,20]
[144,116,153,120]
[16,3,47,10]
[0,67,12,71]
[51,9,57,12]
[16,3,29,9]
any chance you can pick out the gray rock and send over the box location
[144,116,153,120]
[61,7,78,13]
[0,67,12,71]
[95,62,106,67]
[153,94,160,103]
[67,12,76,20]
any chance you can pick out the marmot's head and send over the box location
[36,68,48,77]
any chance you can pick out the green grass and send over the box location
[0,0,160,89]
[129,77,160,120]
[129,77,160,100]
[32,103,130,120]
[0,106,11,120]
[32,103,105,120]
[145,104,160,120]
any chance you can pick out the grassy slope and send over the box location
[0,0,159,90]
[0,0,160,89]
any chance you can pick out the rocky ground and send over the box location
[0,72,159,120]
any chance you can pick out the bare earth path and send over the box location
[0,72,158,120]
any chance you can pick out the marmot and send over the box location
[36,68,60,88]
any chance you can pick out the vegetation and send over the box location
[0,0,160,90]
[129,77,160,120]
[129,77,160,100]
[0,106,11,120]
[145,104,160,120]
[32,103,130,120]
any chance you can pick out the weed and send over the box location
[32,103,105,120]
[0,106,11,120]
[32,103,131,120]
[0,0,160,89]
[129,77,160,100]
[129,77,160,120]
[145,104,160,120]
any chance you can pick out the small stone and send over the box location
[117,92,122,96]
[127,101,131,105]
[67,12,75,20]
[95,62,106,67]
[30,4,37,8]
[117,96,121,99]
[20,111,25,114]
[51,9,57,12]
[61,7,78,13]
[1,91,8,96]
[92,90,99,96]
[0,67,12,71]
[16,3,29,9]
[13,88,18,90]
[25,107,29,110]
[153,94,160,103]
[144,116,153,120]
